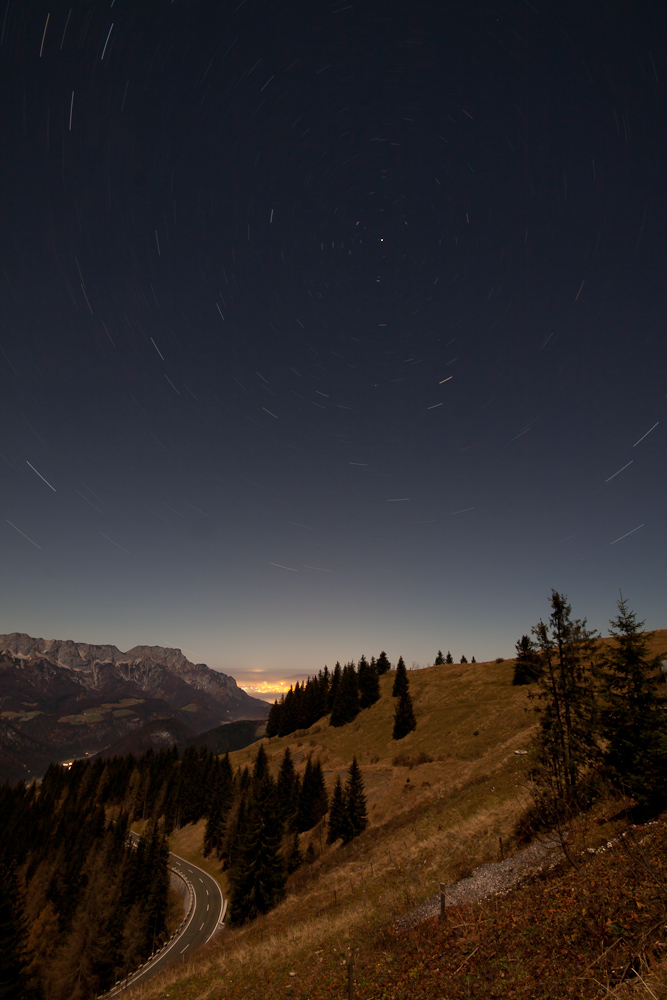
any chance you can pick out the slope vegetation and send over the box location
[130,631,667,1000]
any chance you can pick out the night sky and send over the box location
[2,0,665,700]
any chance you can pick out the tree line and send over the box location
[513,591,666,823]
[0,760,171,1000]
[265,651,391,737]
[434,650,476,664]
[0,736,372,996]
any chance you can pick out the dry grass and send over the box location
[127,632,667,1000]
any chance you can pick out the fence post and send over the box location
[439,883,446,921]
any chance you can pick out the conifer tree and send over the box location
[393,689,417,740]
[599,595,667,811]
[434,650,445,665]
[358,655,380,709]
[328,662,342,712]
[286,832,303,874]
[252,744,270,787]
[530,590,599,812]
[277,747,299,825]
[460,654,468,663]
[513,635,541,685]
[330,662,360,727]
[392,656,408,698]
[297,758,328,832]
[445,651,453,664]
[343,757,368,843]
[265,699,281,737]
[327,775,347,843]
[376,651,391,675]
[228,797,285,925]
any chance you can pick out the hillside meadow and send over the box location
[132,630,667,1000]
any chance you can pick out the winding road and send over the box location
[102,834,226,997]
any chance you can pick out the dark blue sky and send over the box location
[2,0,665,698]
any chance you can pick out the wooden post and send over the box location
[440,883,446,921]
[347,959,354,999]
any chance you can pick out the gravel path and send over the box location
[397,836,565,929]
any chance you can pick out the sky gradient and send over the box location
[2,0,665,699]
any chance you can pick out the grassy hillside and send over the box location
[136,630,667,1000]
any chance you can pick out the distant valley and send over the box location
[0,632,268,781]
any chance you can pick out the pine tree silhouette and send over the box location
[376,651,391,675]
[286,832,303,874]
[228,799,285,925]
[327,775,346,843]
[297,758,328,831]
[330,662,360,727]
[358,655,380,709]
[392,688,417,740]
[392,656,408,698]
[343,757,368,842]
[599,595,667,811]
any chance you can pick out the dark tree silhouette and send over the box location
[434,650,445,665]
[296,758,328,832]
[327,775,347,843]
[228,799,285,925]
[513,634,541,685]
[330,662,360,727]
[393,689,417,740]
[530,590,599,811]
[445,651,453,664]
[376,651,391,675]
[599,595,667,811]
[358,655,380,709]
[343,757,368,843]
[392,656,408,698]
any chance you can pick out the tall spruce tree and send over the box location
[328,662,342,713]
[445,651,453,664]
[392,656,408,697]
[376,651,391,675]
[358,655,380,709]
[393,688,417,740]
[599,595,667,811]
[434,650,445,665]
[277,747,299,826]
[296,758,328,832]
[286,832,303,874]
[513,635,541,685]
[530,590,599,813]
[228,798,285,925]
[343,757,368,843]
[330,662,360,727]
[327,775,347,843]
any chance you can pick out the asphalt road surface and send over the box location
[104,834,226,997]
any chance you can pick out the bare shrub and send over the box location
[392,750,434,769]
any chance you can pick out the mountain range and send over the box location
[0,632,268,782]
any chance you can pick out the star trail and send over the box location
[1,0,665,690]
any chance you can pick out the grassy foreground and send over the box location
[131,632,667,1000]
